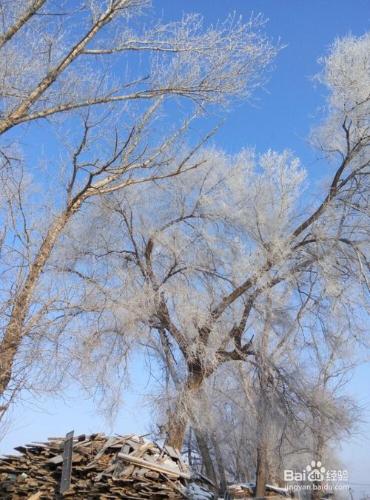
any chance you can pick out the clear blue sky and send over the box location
[1,1,369,497]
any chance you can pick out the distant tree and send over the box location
[296,325,360,500]
[0,0,277,416]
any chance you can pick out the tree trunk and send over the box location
[194,427,217,487]
[311,427,324,500]
[165,396,189,451]
[211,433,227,495]
[255,442,268,498]
[255,313,271,498]
[0,208,74,401]
[255,389,270,498]
[165,371,203,451]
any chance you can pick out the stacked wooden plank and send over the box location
[227,483,254,498]
[227,483,290,498]
[0,433,190,499]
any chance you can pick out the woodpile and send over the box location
[227,483,290,498]
[227,483,254,498]
[0,433,191,499]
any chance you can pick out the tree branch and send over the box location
[0,0,46,50]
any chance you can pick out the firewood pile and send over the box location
[227,483,290,498]
[0,433,191,499]
[226,483,256,498]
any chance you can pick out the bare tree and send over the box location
[0,0,278,415]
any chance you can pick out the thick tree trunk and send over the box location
[0,208,74,400]
[255,442,268,498]
[166,407,188,451]
[165,371,203,451]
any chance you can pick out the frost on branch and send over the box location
[60,147,306,409]
[314,33,370,159]
[0,0,279,410]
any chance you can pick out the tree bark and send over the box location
[255,442,268,498]
[166,412,188,452]
[165,371,203,451]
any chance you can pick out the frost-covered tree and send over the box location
[215,312,358,496]
[63,32,369,453]
[195,348,358,496]
[0,0,277,414]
